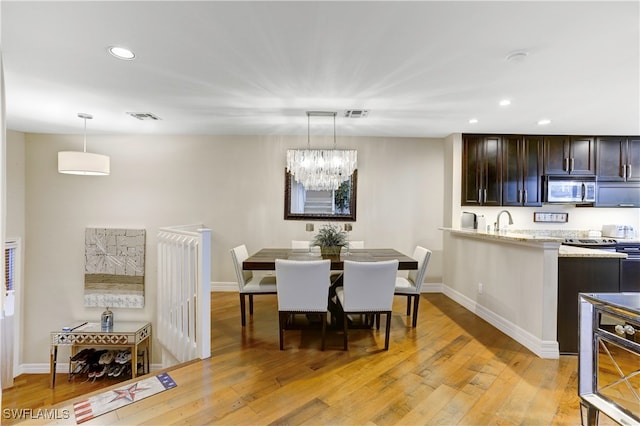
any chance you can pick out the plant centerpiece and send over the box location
[312,224,348,256]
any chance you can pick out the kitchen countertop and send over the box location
[559,245,626,258]
[440,227,627,258]
[441,227,563,243]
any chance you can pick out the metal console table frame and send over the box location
[50,321,151,388]
[579,293,640,425]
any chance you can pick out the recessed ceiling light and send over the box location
[538,119,551,125]
[108,46,135,60]
[469,118,478,124]
[499,99,511,107]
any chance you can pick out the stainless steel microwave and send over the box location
[544,177,596,204]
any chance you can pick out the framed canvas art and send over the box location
[84,228,146,308]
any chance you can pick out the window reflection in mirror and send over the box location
[284,169,357,221]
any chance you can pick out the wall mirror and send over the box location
[284,169,357,221]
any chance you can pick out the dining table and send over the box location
[242,248,418,271]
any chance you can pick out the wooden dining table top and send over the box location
[242,248,418,271]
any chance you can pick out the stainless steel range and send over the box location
[563,238,618,251]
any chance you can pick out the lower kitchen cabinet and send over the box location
[557,257,620,354]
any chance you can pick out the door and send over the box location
[627,137,640,182]
[522,136,543,206]
[568,136,596,175]
[462,135,501,206]
[502,135,542,206]
[597,136,626,181]
[544,135,595,176]
[481,135,502,206]
[544,135,570,175]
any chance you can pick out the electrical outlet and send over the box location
[478,282,483,294]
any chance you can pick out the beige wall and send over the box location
[6,131,25,240]
[15,133,444,365]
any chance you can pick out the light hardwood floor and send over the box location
[2,292,614,425]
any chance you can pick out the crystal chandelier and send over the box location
[286,111,357,191]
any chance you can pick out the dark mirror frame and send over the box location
[284,168,357,221]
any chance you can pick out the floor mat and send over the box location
[73,373,176,424]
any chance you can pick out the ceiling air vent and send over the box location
[126,112,161,121]
[344,110,369,118]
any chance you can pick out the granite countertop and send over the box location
[441,227,563,243]
[441,227,628,258]
[559,245,626,258]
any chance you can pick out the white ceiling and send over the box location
[2,1,639,138]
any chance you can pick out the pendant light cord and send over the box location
[83,116,87,153]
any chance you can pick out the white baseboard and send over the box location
[211,282,237,292]
[17,363,164,376]
[441,284,559,359]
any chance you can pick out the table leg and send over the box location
[50,345,58,388]
[145,338,151,375]
[132,344,138,379]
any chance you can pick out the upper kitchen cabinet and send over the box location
[544,135,596,176]
[462,134,502,206]
[597,136,640,182]
[502,135,543,206]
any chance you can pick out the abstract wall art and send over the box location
[84,228,146,308]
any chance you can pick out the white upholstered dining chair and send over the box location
[230,244,277,326]
[336,259,399,350]
[291,240,320,253]
[395,246,432,328]
[275,259,331,350]
[347,240,364,249]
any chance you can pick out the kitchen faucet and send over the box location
[495,210,513,233]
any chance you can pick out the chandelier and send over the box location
[286,111,357,191]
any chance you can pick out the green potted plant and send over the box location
[312,224,348,256]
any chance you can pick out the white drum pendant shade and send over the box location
[58,151,110,176]
[58,112,110,176]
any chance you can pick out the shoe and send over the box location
[115,350,131,364]
[112,364,126,377]
[95,365,108,378]
[87,364,99,378]
[99,351,115,365]
[70,361,86,375]
[107,363,120,377]
[87,350,107,365]
[70,348,94,362]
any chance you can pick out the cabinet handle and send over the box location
[523,190,528,203]
[623,164,627,180]
[478,189,482,203]
[570,158,575,172]
[628,164,632,179]
[564,158,569,171]
[484,189,487,203]
[517,190,521,203]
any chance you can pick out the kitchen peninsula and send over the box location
[440,228,626,359]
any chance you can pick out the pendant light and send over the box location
[286,111,357,191]
[58,113,110,176]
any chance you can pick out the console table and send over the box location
[578,293,640,425]
[50,321,151,388]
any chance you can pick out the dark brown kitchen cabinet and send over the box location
[597,136,640,182]
[544,135,596,176]
[558,256,620,354]
[462,135,501,206]
[502,135,543,206]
